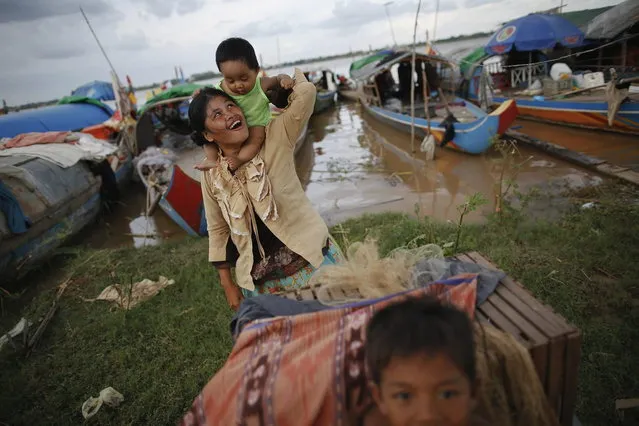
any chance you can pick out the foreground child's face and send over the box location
[219,60,259,96]
[372,352,474,426]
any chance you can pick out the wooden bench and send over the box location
[276,251,581,426]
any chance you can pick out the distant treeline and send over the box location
[8,31,491,110]
[189,31,492,83]
[5,99,59,113]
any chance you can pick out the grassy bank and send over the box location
[1,183,638,425]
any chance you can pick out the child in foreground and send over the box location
[194,37,294,171]
[364,297,479,426]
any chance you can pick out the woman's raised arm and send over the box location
[276,68,317,148]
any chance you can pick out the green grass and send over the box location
[1,183,638,425]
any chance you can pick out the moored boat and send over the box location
[304,70,338,114]
[0,131,131,283]
[0,77,138,283]
[459,7,639,135]
[351,49,518,154]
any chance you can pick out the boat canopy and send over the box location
[349,50,449,81]
[71,80,115,101]
[138,83,205,115]
[0,101,114,139]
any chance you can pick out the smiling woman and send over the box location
[187,68,344,309]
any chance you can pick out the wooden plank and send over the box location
[466,252,573,331]
[545,336,567,416]
[560,331,582,426]
[495,285,565,338]
[481,295,548,386]
[487,292,548,346]
[477,300,531,347]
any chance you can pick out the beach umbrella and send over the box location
[485,13,585,55]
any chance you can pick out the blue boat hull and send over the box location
[361,97,518,154]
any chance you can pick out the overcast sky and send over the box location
[0,0,621,105]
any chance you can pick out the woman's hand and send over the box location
[217,266,244,311]
[279,76,295,90]
[223,283,244,311]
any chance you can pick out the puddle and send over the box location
[80,182,185,249]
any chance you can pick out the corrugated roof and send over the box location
[559,6,613,28]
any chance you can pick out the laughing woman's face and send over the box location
[202,96,250,146]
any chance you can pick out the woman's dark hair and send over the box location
[188,87,236,146]
[216,37,259,71]
[365,296,476,386]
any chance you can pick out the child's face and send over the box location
[371,352,475,426]
[219,60,259,96]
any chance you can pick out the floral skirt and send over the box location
[241,237,344,298]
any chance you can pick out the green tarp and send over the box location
[138,83,209,115]
[459,46,488,78]
[349,51,394,78]
[57,96,113,115]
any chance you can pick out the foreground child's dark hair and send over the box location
[365,296,476,386]
[215,37,260,71]
[188,87,236,146]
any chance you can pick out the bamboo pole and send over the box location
[80,7,119,82]
[409,0,422,154]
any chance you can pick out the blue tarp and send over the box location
[0,180,31,234]
[0,102,114,139]
[71,80,115,101]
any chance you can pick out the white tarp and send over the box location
[0,133,117,168]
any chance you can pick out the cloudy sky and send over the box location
[0,0,621,105]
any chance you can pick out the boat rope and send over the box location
[455,33,639,70]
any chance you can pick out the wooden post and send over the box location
[373,79,383,106]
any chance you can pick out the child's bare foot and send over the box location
[194,159,217,171]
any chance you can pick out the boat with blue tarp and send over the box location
[0,101,114,139]
[0,79,137,283]
[71,80,116,102]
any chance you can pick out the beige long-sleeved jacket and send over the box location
[201,68,329,291]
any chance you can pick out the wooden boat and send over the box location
[351,49,518,154]
[137,120,309,236]
[0,131,132,283]
[462,63,639,135]
[0,78,139,282]
[457,3,639,136]
[304,70,337,114]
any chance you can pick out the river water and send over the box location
[85,98,605,249]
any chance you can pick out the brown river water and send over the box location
[83,101,609,250]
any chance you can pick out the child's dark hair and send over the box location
[188,87,236,146]
[216,37,260,71]
[365,296,476,386]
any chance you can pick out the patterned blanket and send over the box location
[181,274,478,426]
